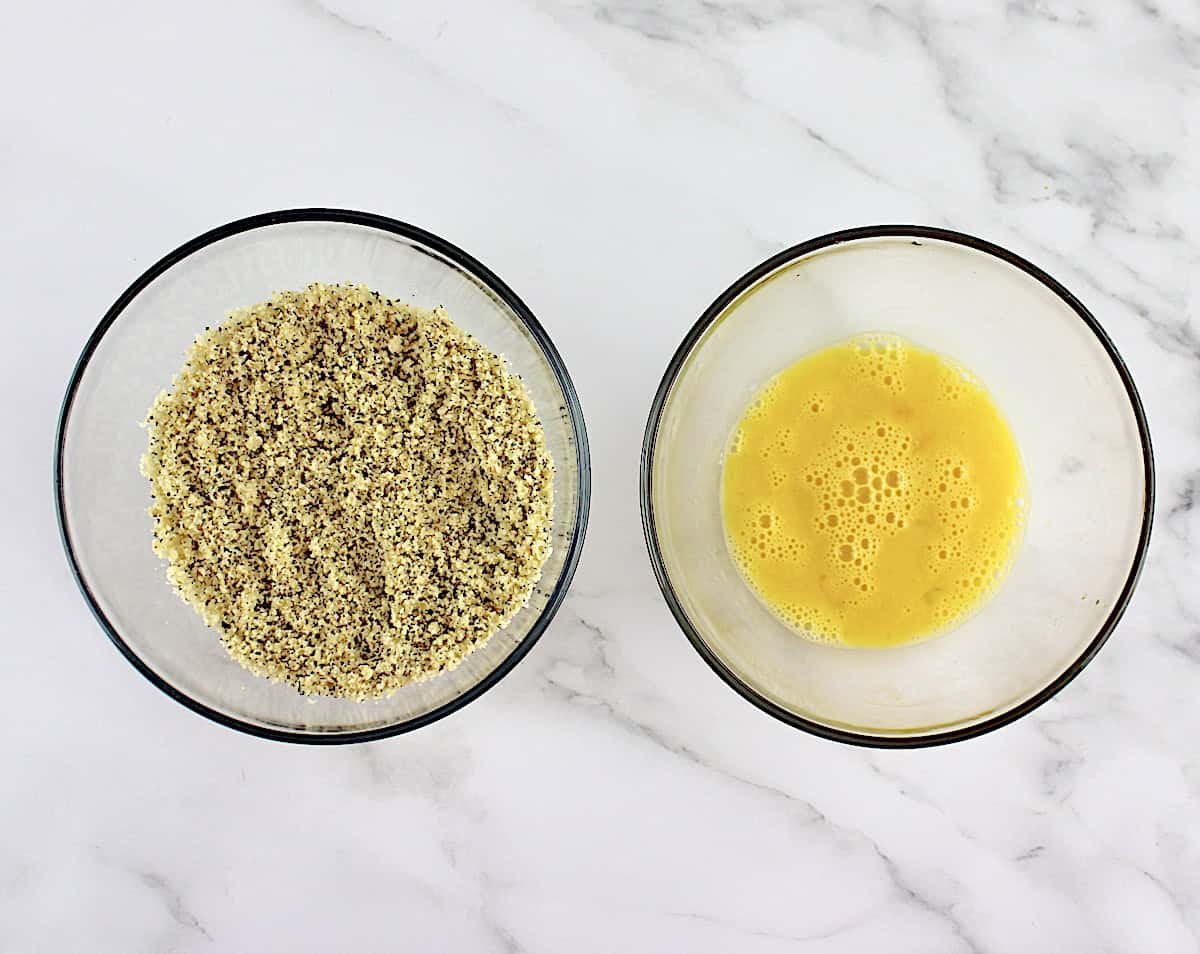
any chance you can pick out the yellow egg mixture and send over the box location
[723,334,1027,648]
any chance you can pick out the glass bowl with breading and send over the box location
[56,209,590,742]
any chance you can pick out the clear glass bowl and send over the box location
[642,226,1153,747]
[56,209,590,743]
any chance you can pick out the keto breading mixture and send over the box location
[141,283,554,699]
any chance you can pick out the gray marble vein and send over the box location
[870,844,984,954]
[133,871,214,944]
[298,0,393,43]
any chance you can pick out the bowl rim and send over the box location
[640,224,1155,748]
[54,207,592,744]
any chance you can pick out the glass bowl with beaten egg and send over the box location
[641,226,1153,747]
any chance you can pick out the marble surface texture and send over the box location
[3,1,1199,951]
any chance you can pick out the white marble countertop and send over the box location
[4,2,1199,951]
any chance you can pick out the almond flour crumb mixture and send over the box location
[141,283,554,700]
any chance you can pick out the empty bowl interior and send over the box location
[59,214,588,740]
[647,232,1150,742]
